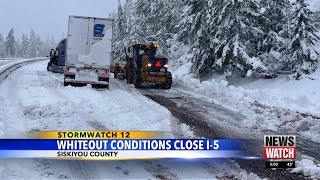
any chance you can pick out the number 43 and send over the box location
[287,162,294,167]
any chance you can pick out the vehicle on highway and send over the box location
[110,62,126,79]
[64,15,113,89]
[124,43,172,89]
[47,38,66,73]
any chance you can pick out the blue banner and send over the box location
[0,139,247,151]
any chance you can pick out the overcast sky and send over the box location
[0,0,118,42]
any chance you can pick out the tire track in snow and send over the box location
[141,161,180,180]
[36,67,178,179]
[36,70,111,131]
[35,69,106,180]
[144,93,306,180]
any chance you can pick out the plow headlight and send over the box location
[164,64,168,68]
[147,63,152,67]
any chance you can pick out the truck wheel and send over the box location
[47,65,51,71]
[162,72,172,89]
[64,81,69,87]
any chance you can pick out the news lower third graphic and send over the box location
[0,131,259,160]
[264,135,296,169]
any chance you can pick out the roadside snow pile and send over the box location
[78,29,112,67]
[172,61,320,142]
[240,69,320,116]
[306,0,320,11]
[292,158,320,179]
[0,60,172,135]
[0,58,47,82]
[173,61,320,117]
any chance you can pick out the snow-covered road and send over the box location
[0,61,266,179]
[139,89,317,179]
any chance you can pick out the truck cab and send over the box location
[47,38,66,73]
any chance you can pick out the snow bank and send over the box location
[0,58,48,82]
[292,158,320,179]
[78,29,112,67]
[172,58,320,142]
[306,0,320,11]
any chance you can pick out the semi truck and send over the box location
[64,15,113,89]
[47,38,66,73]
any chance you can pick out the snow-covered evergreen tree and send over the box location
[155,0,183,56]
[35,35,44,56]
[260,0,291,73]
[129,0,151,43]
[5,28,16,57]
[111,0,319,81]
[124,0,134,33]
[212,0,267,80]
[15,39,21,57]
[177,0,213,76]
[0,34,5,57]
[313,11,320,28]
[289,0,319,79]
[29,30,37,57]
[113,0,127,62]
[43,36,52,57]
[20,34,29,58]
[123,0,138,46]
[0,29,55,58]
[113,0,183,60]
[178,0,207,46]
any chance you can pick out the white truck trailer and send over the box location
[64,15,113,89]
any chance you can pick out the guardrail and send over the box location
[0,58,48,82]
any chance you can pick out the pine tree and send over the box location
[124,0,134,34]
[154,0,183,56]
[313,11,320,29]
[130,0,152,43]
[15,39,22,57]
[260,0,291,73]
[289,0,319,79]
[212,0,266,80]
[29,30,37,57]
[178,0,207,45]
[113,0,128,62]
[20,34,29,58]
[35,35,44,56]
[5,28,16,57]
[44,36,52,57]
[177,0,212,76]
[0,34,5,57]
[122,0,137,46]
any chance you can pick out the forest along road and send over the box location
[0,60,274,180]
[139,88,318,180]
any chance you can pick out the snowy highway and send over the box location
[0,60,265,179]
[0,60,317,179]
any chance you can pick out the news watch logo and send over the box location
[264,135,296,169]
